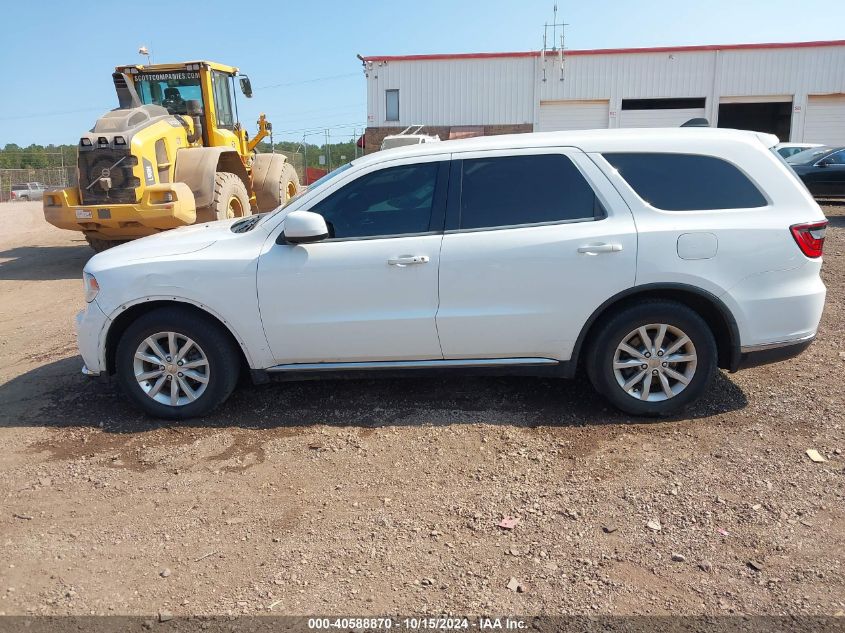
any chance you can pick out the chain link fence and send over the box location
[0,153,306,202]
[273,150,305,185]
[0,167,75,202]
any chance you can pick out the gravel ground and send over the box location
[0,200,843,617]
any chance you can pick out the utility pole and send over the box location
[302,133,308,184]
[324,129,331,172]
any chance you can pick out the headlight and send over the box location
[83,272,100,303]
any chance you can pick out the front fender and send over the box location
[99,295,262,372]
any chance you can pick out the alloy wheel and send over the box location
[612,323,697,402]
[133,331,210,407]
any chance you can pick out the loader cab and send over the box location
[134,74,203,116]
[119,61,248,154]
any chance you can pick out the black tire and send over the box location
[585,300,717,417]
[115,307,241,420]
[196,172,251,223]
[85,236,125,253]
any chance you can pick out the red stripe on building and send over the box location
[361,39,845,63]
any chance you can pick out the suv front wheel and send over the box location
[586,300,717,416]
[115,307,241,420]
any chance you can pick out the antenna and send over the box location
[541,4,568,82]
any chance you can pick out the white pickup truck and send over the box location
[10,182,48,201]
[380,125,441,151]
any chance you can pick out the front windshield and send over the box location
[134,71,203,115]
[777,146,808,158]
[787,146,833,164]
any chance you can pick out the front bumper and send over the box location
[75,300,109,376]
[43,183,197,240]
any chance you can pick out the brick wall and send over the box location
[363,124,533,154]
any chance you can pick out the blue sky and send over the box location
[1,0,844,146]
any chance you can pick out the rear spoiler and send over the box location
[679,118,780,149]
[754,132,780,149]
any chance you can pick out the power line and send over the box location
[257,72,360,90]
[271,102,365,119]
[0,72,362,122]
[266,121,367,136]
[268,109,365,129]
[0,106,108,122]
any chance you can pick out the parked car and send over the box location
[775,142,824,159]
[10,182,48,201]
[786,146,845,198]
[77,128,827,420]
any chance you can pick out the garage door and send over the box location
[804,95,845,145]
[538,100,609,132]
[619,107,706,128]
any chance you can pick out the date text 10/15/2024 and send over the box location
[307,617,528,630]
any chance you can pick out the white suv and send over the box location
[76,128,828,419]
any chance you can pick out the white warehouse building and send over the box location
[361,39,845,151]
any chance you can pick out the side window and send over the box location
[604,153,767,211]
[824,150,845,165]
[211,71,235,129]
[459,154,602,230]
[385,89,399,122]
[313,162,440,239]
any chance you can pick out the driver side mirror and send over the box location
[818,158,832,168]
[239,75,253,98]
[279,211,329,244]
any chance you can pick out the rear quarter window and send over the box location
[459,154,604,230]
[603,153,767,211]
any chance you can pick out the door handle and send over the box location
[388,255,430,266]
[577,243,623,255]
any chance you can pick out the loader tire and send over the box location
[196,172,251,223]
[252,153,300,211]
[85,236,125,253]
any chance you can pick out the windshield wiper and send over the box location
[231,215,263,233]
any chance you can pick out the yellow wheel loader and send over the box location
[44,61,300,251]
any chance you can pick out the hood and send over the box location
[85,218,246,272]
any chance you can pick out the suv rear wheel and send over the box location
[586,300,717,416]
[115,307,241,419]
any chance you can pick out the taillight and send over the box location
[790,221,828,258]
